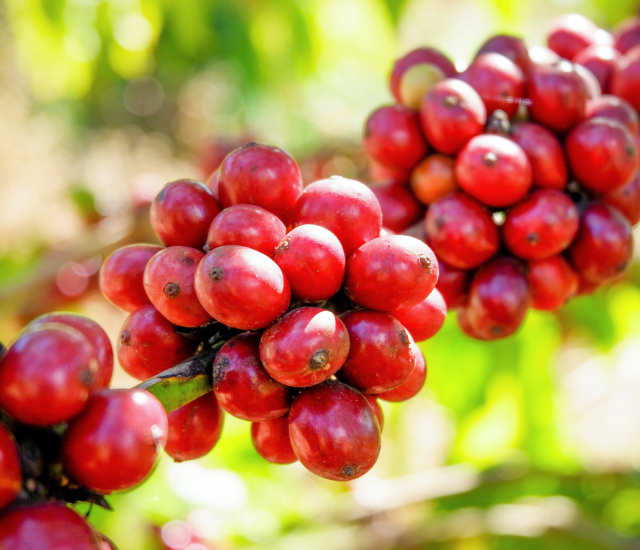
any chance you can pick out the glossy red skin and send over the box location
[420,79,486,155]
[0,324,98,426]
[457,306,488,340]
[568,203,633,284]
[195,246,290,330]
[390,47,457,103]
[566,118,638,193]
[30,312,113,389]
[526,60,589,133]
[510,122,568,190]
[117,304,198,380]
[376,343,427,402]
[547,13,599,60]
[585,95,639,135]
[0,423,20,511]
[601,172,640,226]
[466,257,531,340]
[61,389,168,494]
[251,416,297,464]
[574,62,602,100]
[292,176,382,257]
[476,35,530,75]
[363,105,429,171]
[218,143,303,225]
[364,394,384,431]
[100,244,162,312]
[273,224,345,302]
[337,310,415,394]
[165,392,224,461]
[213,332,290,421]
[371,183,425,233]
[502,190,579,260]
[345,235,438,312]
[614,17,640,54]
[528,255,579,310]
[150,179,221,248]
[425,192,499,269]
[260,308,350,387]
[574,46,621,93]
[205,204,286,258]
[436,261,471,308]
[0,503,101,549]
[288,379,381,481]
[456,134,532,207]
[391,288,447,342]
[529,45,561,66]
[460,53,525,117]
[611,45,640,112]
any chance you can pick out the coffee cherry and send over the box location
[391,288,447,342]
[117,304,198,380]
[611,45,640,112]
[368,159,410,185]
[363,105,429,170]
[213,333,291,421]
[457,307,488,340]
[165,392,224,461]
[251,416,297,464]
[410,154,458,205]
[0,423,20,511]
[502,189,579,260]
[205,204,286,259]
[456,134,532,207]
[566,118,638,193]
[0,324,98,426]
[337,310,415,393]
[260,307,350,387]
[476,34,530,75]
[288,379,381,481]
[547,13,599,60]
[420,79,486,155]
[585,95,639,135]
[61,389,168,494]
[376,343,427,402]
[568,203,633,284]
[100,244,162,312]
[218,143,303,225]
[371,183,425,233]
[436,261,471,308]
[574,46,621,93]
[195,246,290,330]
[574,62,602,99]
[0,503,101,549]
[614,17,640,54]
[425,192,499,269]
[292,176,382,257]
[601,172,640,226]
[529,45,561,66]
[345,235,438,312]
[150,179,221,248]
[273,225,345,302]
[528,255,579,310]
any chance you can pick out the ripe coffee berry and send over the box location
[575,47,622,94]
[435,261,471,308]
[547,13,600,60]
[375,343,427,402]
[611,45,640,112]
[391,288,447,342]
[585,95,639,135]
[260,307,350,387]
[476,35,530,75]
[574,62,602,100]
[528,255,579,310]
[601,172,640,226]
[371,183,425,233]
[288,380,381,481]
[410,154,458,205]
[614,17,640,54]
[251,415,297,464]
[0,423,20,510]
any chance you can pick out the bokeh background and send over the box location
[1,0,640,548]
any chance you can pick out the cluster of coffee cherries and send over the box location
[100,142,446,482]
[363,12,640,340]
[0,311,165,548]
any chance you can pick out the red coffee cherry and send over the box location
[391,288,447,342]
[502,189,579,260]
[614,16,640,54]
[510,122,568,190]
[0,503,101,549]
[457,306,489,340]
[574,46,621,93]
[205,204,286,259]
[61,389,168,494]
[117,304,198,381]
[528,255,579,311]
[100,244,162,312]
[195,246,290,330]
[376,343,427,402]
[466,257,531,340]
[165,392,224,462]
[337,310,415,394]
[566,118,638,193]
[218,143,303,225]
[0,423,20,511]
[364,394,384,431]
[547,13,599,60]
[0,324,98,426]
[568,203,633,284]
[601,172,640,226]
[251,416,297,464]
[476,34,530,75]
[574,62,602,100]
[213,333,290,421]
[273,225,345,302]
[288,379,381,481]
[371,183,425,233]
[410,154,459,205]
[260,307,350,387]
[363,105,429,170]
[143,246,211,328]
[436,261,471,308]
[456,134,532,207]
[425,192,499,269]
[292,176,382,257]
[150,179,221,248]
[585,95,639,135]
[420,79,486,155]
[345,235,438,312]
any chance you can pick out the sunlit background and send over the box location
[1,0,640,548]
